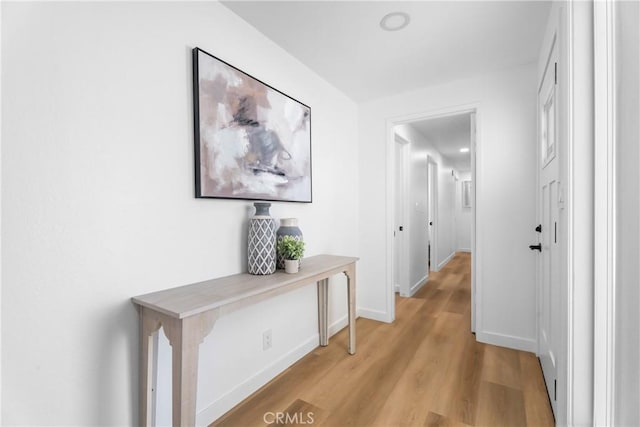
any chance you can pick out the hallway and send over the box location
[212,253,554,426]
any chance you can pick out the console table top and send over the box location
[132,254,358,319]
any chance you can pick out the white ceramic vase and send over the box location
[247,202,276,275]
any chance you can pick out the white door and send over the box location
[536,40,560,417]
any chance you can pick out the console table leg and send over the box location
[171,336,199,426]
[345,266,356,355]
[139,307,161,427]
[317,278,329,346]
[162,311,218,427]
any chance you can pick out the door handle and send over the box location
[529,244,542,252]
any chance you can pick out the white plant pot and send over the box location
[284,259,299,274]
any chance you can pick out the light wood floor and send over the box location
[211,253,554,426]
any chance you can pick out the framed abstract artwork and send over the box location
[192,47,312,202]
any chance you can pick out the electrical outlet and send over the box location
[262,329,272,350]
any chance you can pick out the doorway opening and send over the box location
[387,105,478,331]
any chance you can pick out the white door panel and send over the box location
[538,39,560,417]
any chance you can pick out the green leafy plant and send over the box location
[277,236,305,261]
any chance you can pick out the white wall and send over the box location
[456,171,472,252]
[437,166,457,269]
[1,2,359,425]
[614,0,640,424]
[359,63,538,350]
[406,135,429,294]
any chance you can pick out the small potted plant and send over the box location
[277,236,305,274]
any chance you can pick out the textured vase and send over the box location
[276,218,303,269]
[248,202,276,275]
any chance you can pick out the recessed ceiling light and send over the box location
[460,148,470,153]
[380,12,410,32]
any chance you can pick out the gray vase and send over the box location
[248,202,276,275]
[276,218,303,269]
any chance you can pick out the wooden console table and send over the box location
[132,254,358,426]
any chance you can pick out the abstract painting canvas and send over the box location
[193,47,312,202]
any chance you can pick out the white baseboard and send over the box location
[197,316,349,426]
[458,248,471,253]
[328,315,348,336]
[437,251,456,270]
[475,331,537,353]
[394,284,400,293]
[358,307,392,323]
[408,274,428,297]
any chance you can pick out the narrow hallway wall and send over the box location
[456,171,472,252]
[437,167,457,269]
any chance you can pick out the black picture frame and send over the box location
[193,47,312,203]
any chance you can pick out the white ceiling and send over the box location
[409,113,472,172]
[223,1,552,102]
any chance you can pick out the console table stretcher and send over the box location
[132,254,358,427]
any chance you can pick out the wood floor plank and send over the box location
[372,312,465,426]
[444,288,471,314]
[421,288,454,317]
[296,299,426,410]
[209,253,553,427]
[274,399,324,426]
[446,332,486,425]
[413,280,440,299]
[426,313,476,420]
[424,412,452,427]
[519,352,555,426]
[316,301,435,426]
[438,273,464,292]
[423,411,473,427]
[475,381,527,427]
[481,344,523,391]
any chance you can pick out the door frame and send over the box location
[593,0,616,424]
[385,104,479,326]
[541,2,596,424]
